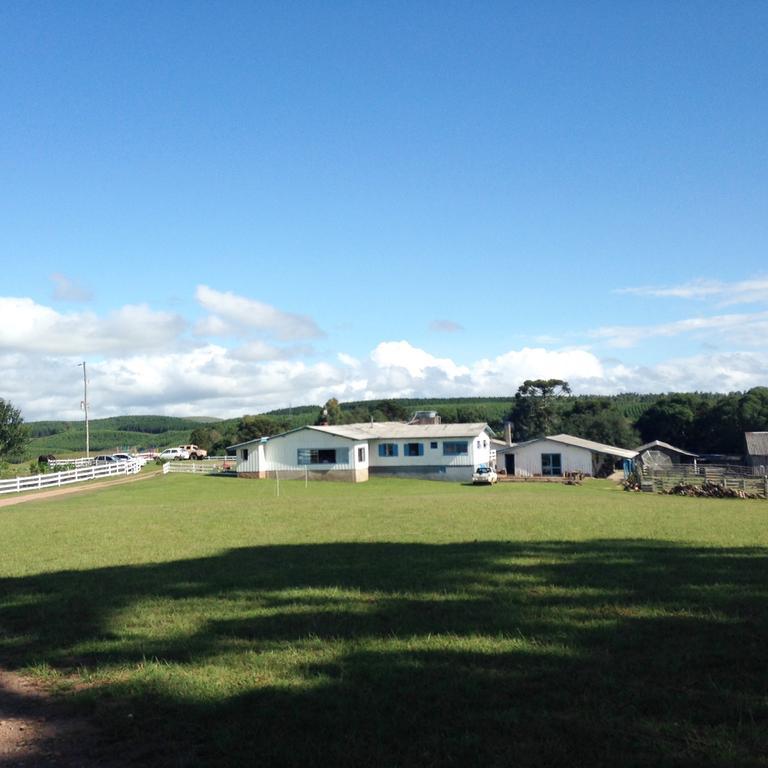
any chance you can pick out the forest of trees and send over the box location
[295,386,768,456]
[21,386,768,458]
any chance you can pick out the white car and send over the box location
[93,454,120,464]
[158,447,190,461]
[472,465,498,485]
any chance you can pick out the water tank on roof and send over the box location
[409,411,441,425]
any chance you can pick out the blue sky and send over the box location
[1,1,767,420]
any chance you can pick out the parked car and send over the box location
[112,453,133,463]
[93,454,120,464]
[472,465,498,485]
[158,447,190,461]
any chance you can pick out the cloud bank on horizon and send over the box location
[2,277,768,422]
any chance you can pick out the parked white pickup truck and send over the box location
[179,444,207,460]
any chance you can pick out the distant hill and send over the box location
[27,415,216,457]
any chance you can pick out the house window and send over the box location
[477,440,481,448]
[378,443,398,457]
[242,448,249,461]
[430,441,438,449]
[298,448,349,465]
[541,453,562,476]
[404,443,424,457]
[443,441,468,455]
[358,446,366,462]
[483,440,487,448]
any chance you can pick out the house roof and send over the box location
[745,432,768,456]
[497,433,637,460]
[635,440,698,457]
[230,421,493,449]
[547,434,638,459]
[312,422,492,440]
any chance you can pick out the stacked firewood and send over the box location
[665,481,760,499]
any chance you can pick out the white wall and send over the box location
[369,430,491,469]
[502,439,594,477]
[236,441,265,474]
[264,428,365,470]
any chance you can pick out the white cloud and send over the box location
[337,352,361,368]
[429,319,464,333]
[617,277,768,306]
[473,347,605,391]
[596,352,768,394]
[4,288,768,423]
[231,341,314,362]
[6,336,768,423]
[195,285,324,340]
[51,273,93,303]
[0,297,185,355]
[370,341,471,380]
[592,311,768,348]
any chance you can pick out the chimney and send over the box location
[504,421,513,446]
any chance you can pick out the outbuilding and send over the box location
[745,432,768,472]
[635,440,698,470]
[496,433,637,478]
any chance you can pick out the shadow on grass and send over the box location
[1,541,767,766]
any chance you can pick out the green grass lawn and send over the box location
[1,476,767,767]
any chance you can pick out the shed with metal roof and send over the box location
[635,440,698,469]
[745,432,768,470]
[495,433,637,478]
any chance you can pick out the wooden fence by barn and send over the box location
[639,464,768,498]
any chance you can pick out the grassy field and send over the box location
[1,476,767,767]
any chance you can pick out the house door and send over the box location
[505,454,515,475]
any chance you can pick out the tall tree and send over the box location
[561,398,639,448]
[316,398,343,425]
[235,415,286,443]
[636,394,700,450]
[376,400,409,421]
[509,379,571,440]
[0,398,29,460]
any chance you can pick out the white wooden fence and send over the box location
[49,457,100,469]
[0,459,142,496]
[162,457,236,475]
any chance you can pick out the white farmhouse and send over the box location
[230,422,494,483]
[496,433,637,477]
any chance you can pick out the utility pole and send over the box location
[79,362,90,458]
